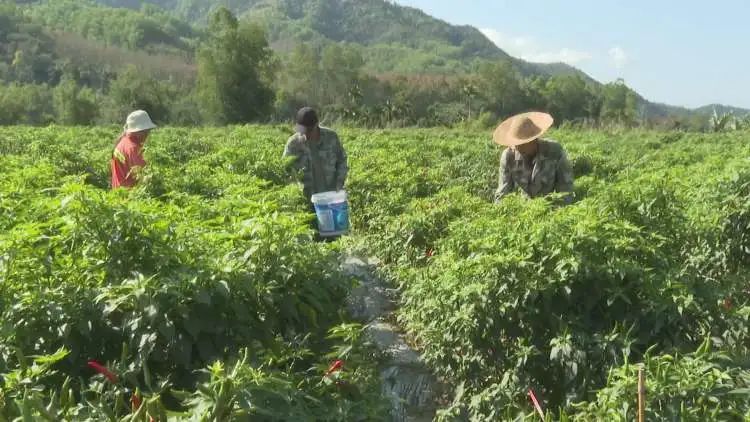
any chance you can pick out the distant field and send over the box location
[2,126,750,420]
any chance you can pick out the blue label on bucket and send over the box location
[314,200,349,235]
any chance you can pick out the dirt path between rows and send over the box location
[342,255,441,422]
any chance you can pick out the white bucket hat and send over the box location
[124,110,157,134]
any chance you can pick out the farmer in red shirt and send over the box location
[111,110,156,189]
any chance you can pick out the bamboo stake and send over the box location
[638,366,646,422]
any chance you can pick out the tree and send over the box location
[542,75,593,121]
[275,44,321,116]
[600,79,638,125]
[196,8,275,124]
[0,3,57,84]
[520,75,548,112]
[319,43,365,117]
[104,64,171,123]
[462,80,479,121]
[0,83,54,125]
[477,60,526,119]
[274,42,366,121]
[305,0,344,41]
[53,76,98,125]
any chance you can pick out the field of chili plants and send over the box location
[0,126,387,421]
[343,128,750,420]
[2,125,750,421]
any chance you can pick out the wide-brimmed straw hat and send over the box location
[124,110,157,134]
[493,112,554,147]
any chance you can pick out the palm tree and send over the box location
[709,109,735,132]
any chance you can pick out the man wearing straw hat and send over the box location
[111,110,157,189]
[283,107,349,204]
[493,112,574,204]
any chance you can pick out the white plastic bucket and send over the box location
[311,190,350,237]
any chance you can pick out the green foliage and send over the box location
[53,76,98,124]
[275,42,369,122]
[26,0,200,55]
[567,341,750,421]
[0,82,54,124]
[104,64,175,124]
[477,60,527,118]
[3,125,750,419]
[542,75,598,122]
[94,0,508,71]
[708,109,750,132]
[0,125,386,420]
[196,8,275,124]
[340,127,750,418]
[2,0,741,127]
[600,79,640,125]
[0,2,57,84]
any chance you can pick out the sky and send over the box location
[395,0,750,109]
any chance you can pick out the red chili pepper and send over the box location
[87,360,118,384]
[723,297,733,311]
[131,392,142,412]
[131,392,155,421]
[528,389,545,419]
[325,360,344,376]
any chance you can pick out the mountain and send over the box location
[642,101,750,122]
[9,0,748,123]
[694,104,750,117]
[86,0,748,120]
[87,0,595,79]
[22,0,201,57]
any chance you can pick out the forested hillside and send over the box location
[90,0,597,77]
[26,0,200,56]
[1,0,746,129]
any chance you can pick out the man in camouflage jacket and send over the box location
[493,112,574,204]
[283,107,348,202]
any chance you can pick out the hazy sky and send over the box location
[395,0,750,109]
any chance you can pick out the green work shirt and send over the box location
[283,127,349,199]
[495,139,574,203]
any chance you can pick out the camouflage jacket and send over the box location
[283,127,348,199]
[495,139,574,203]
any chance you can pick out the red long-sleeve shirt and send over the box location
[111,134,146,189]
